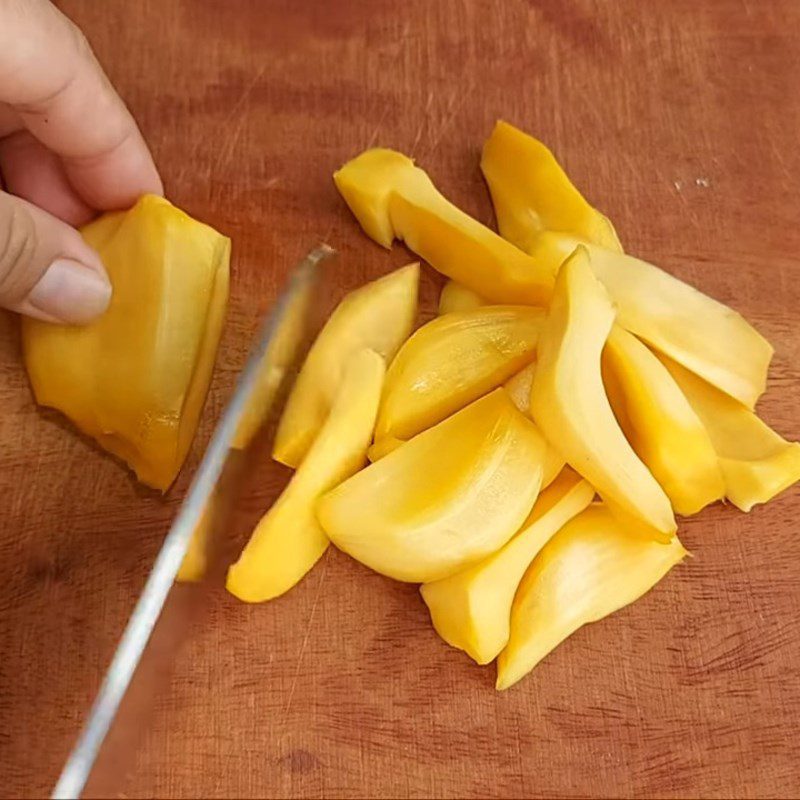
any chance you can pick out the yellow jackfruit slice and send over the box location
[497,503,687,690]
[23,195,230,491]
[273,263,418,468]
[334,148,557,305]
[602,326,725,515]
[375,305,544,441]
[529,246,676,539]
[481,120,622,252]
[319,390,547,583]
[227,349,384,602]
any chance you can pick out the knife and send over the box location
[52,244,335,799]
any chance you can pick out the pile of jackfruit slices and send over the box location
[224,121,799,691]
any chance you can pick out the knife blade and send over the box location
[52,244,335,799]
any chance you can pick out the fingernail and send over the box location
[28,258,112,324]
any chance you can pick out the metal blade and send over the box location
[52,244,335,800]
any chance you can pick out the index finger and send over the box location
[0,0,163,210]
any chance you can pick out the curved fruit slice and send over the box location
[421,469,594,664]
[602,327,724,515]
[503,364,565,488]
[273,263,418,468]
[227,349,385,602]
[658,354,800,512]
[530,247,676,539]
[481,120,622,253]
[334,148,557,305]
[375,306,544,441]
[319,390,547,583]
[438,281,486,314]
[23,195,230,491]
[497,504,687,690]
[523,233,772,409]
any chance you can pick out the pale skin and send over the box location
[0,0,162,323]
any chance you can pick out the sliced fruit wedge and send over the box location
[273,263,418,468]
[602,326,725,515]
[530,246,676,539]
[227,349,385,602]
[496,503,687,690]
[23,195,230,491]
[334,148,557,305]
[374,305,544,442]
[319,390,547,583]
[658,354,800,512]
[481,120,622,252]
[421,469,594,664]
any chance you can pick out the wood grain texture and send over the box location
[1,0,799,797]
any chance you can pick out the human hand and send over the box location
[0,0,162,323]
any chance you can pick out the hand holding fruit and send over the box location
[0,0,161,322]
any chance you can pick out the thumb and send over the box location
[0,191,111,323]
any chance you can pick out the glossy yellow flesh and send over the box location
[227,349,385,602]
[530,247,676,538]
[603,327,724,515]
[421,469,594,664]
[319,390,547,583]
[659,355,800,512]
[334,149,557,306]
[375,305,544,441]
[481,120,622,253]
[497,504,687,690]
[23,195,230,491]
[438,281,486,314]
[273,263,418,468]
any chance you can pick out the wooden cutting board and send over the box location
[1,1,799,797]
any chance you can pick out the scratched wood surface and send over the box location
[1,0,799,797]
